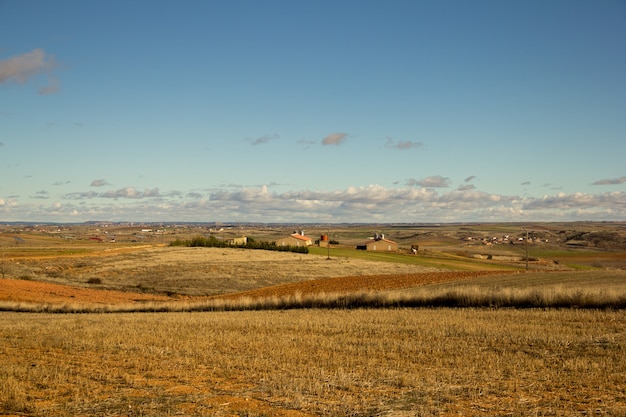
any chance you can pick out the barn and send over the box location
[358,234,398,252]
[278,231,313,247]
[226,236,248,246]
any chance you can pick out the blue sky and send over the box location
[1,0,625,223]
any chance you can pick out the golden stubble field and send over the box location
[2,309,625,416]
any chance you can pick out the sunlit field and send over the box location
[2,309,625,416]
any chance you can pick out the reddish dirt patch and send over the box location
[214,270,510,300]
[0,278,172,305]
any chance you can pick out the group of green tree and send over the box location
[169,236,309,254]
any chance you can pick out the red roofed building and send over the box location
[278,230,313,247]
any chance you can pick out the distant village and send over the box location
[463,234,549,245]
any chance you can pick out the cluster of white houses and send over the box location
[278,230,399,252]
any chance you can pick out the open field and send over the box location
[1,309,625,416]
[2,246,446,298]
[1,222,625,415]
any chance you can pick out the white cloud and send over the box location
[31,190,49,199]
[322,133,348,146]
[90,179,109,187]
[64,187,160,200]
[522,191,626,211]
[0,49,59,93]
[384,137,423,150]
[407,175,451,188]
[297,139,317,146]
[143,187,160,198]
[457,184,476,191]
[100,187,160,199]
[38,76,60,95]
[250,134,279,146]
[593,176,626,185]
[6,184,626,223]
[0,198,17,208]
[63,191,99,200]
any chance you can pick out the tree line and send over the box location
[170,236,309,254]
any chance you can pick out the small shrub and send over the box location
[86,277,102,285]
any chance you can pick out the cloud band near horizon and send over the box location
[2,184,625,223]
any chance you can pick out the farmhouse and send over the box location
[226,236,247,246]
[278,230,313,247]
[357,234,398,252]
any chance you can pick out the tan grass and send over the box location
[1,309,625,416]
[7,246,442,296]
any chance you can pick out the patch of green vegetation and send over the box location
[171,236,309,254]
[310,246,414,263]
[528,249,585,258]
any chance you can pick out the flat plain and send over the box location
[1,222,625,416]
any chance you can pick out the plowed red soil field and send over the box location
[216,270,508,300]
[0,278,172,304]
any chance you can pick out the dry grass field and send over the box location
[1,309,625,416]
[1,222,625,416]
[3,245,446,297]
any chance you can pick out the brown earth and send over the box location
[0,278,172,305]
[216,270,510,300]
